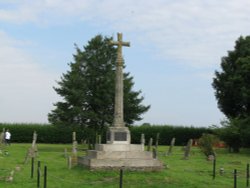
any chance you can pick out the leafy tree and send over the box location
[217,119,242,153]
[48,35,150,134]
[212,36,250,152]
[212,36,250,119]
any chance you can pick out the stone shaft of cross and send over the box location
[110,33,130,127]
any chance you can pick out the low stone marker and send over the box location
[166,137,176,156]
[68,156,72,169]
[155,133,160,148]
[141,134,145,150]
[24,131,38,164]
[0,128,5,150]
[71,132,78,166]
[153,147,157,159]
[147,138,153,151]
[183,139,193,160]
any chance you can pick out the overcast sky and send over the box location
[1,0,250,127]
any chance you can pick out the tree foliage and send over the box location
[48,35,150,133]
[198,134,218,157]
[212,36,250,119]
[212,36,250,152]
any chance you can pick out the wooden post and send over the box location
[247,163,249,188]
[213,157,216,179]
[31,157,34,178]
[119,168,124,188]
[37,161,41,188]
[234,169,237,188]
[43,166,47,188]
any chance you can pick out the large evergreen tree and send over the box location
[48,35,150,133]
[212,36,250,119]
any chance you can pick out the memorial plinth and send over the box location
[78,33,163,171]
[78,143,163,170]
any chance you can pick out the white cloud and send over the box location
[1,1,250,68]
[0,31,59,123]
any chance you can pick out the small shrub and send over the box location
[198,133,219,157]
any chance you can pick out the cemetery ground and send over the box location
[0,144,250,188]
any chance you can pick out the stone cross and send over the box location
[110,33,130,127]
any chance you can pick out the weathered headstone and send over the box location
[155,133,160,148]
[183,139,193,160]
[0,128,5,155]
[0,128,5,147]
[141,134,145,150]
[68,156,72,169]
[166,137,176,156]
[24,131,38,164]
[71,132,78,166]
[140,134,145,144]
[147,138,153,151]
[153,147,157,159]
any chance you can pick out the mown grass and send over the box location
[0,143,249,188]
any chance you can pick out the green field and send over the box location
[0,144,249,188]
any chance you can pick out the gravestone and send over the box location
[140,134,145,150]
[71,132,78,166]
[166,137,176,156]
[147,138,153,151]
[183,139,193,160]
[0,128,5,153]
[152,147,158,159]
[24,131,38,164]
[78,33,163,171]
[0,128,5,146]
[155,133,160,148]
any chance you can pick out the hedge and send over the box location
[0,123,212,145]
[0,123,80,143]
[130,125,213,145]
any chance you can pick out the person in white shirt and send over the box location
[5,129,11,145]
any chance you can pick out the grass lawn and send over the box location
[0,143,249,188]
